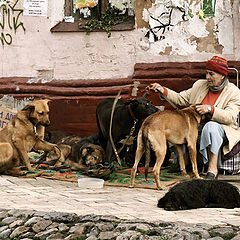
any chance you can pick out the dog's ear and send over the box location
[80,145,93,156]
[125,99,138,107]
[85,146,93,154]
[81,148,87,157]
[22,104,35,113]
[43,99,51,105]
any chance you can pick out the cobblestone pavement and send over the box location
[0,174,240,228]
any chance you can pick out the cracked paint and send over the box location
[0,95,31,110]
[140,0,233,55]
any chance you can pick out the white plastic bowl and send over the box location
[78,178,104,188]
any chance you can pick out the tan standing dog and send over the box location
[0,99,64,175]
[130,105,202,190]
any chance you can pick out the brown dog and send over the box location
[46,142,105,171]
[130,105,202,190]
[41,131,105,171]
[0,99,64,175]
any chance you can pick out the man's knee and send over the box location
[202,121,222,136]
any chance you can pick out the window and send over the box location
[51,0,135,33]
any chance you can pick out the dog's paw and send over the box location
[181,173,190,178]
[193,174,202,179]
[27,166,36,172]
[59,152,65,163]
[54,161,63,168]
[19,170,28,176]
[155,181,165,190]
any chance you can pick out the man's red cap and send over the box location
[206,56,229,76]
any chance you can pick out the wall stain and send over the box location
[190,19,223,53]
[135,0,154,29]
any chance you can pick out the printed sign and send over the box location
[0,105,17,130]
[201,0,216,17]
[23,0,48,16]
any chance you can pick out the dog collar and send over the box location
[128,104,137,121]
[34,126,38,137]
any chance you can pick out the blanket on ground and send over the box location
[23,152,190,189]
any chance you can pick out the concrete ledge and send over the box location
[1,61,240,136]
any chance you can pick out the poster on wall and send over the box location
[0,105,17,130]
[23,0,48,16]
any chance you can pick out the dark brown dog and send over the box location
[45,132,105,171]
[130,105,202,190]
[46,143,105,171]
[0,99,64,175]
[66,143,105,171]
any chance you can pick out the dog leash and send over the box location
[109,83,178,166]
[109,90,139,166]
[109,89,122,167]
[156,89,179,110]
[137,83,179,110]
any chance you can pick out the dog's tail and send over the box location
[142,129,151,181]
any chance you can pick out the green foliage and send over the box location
[84,7,126,37]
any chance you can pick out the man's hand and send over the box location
[195,104,211,115]
[146,83,164,93]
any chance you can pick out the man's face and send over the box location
[206,70,225,87]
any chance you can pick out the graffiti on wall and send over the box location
[0,0,25,46]
[145,3,188,42]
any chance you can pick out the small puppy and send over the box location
[46,133,105,171]
[67,143,105,171]
[0,99,64,175]
[158,179,240,210]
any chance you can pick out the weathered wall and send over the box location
[0,0,240,136]
[0,0,239,81]
[136,0,240,62]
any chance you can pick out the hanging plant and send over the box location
[84,7,127,37]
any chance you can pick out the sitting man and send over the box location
[147,56,240,179]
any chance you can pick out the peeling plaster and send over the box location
[1,0,238,80]
[187,16,208,38]
[141,0,234,56]
[27,69,54,83]
[0,95,32,110]
[191,19,223,53]
[215,16,233,54]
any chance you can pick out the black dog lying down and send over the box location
[158,179,240,210]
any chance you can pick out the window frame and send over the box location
[50,0,135,33]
